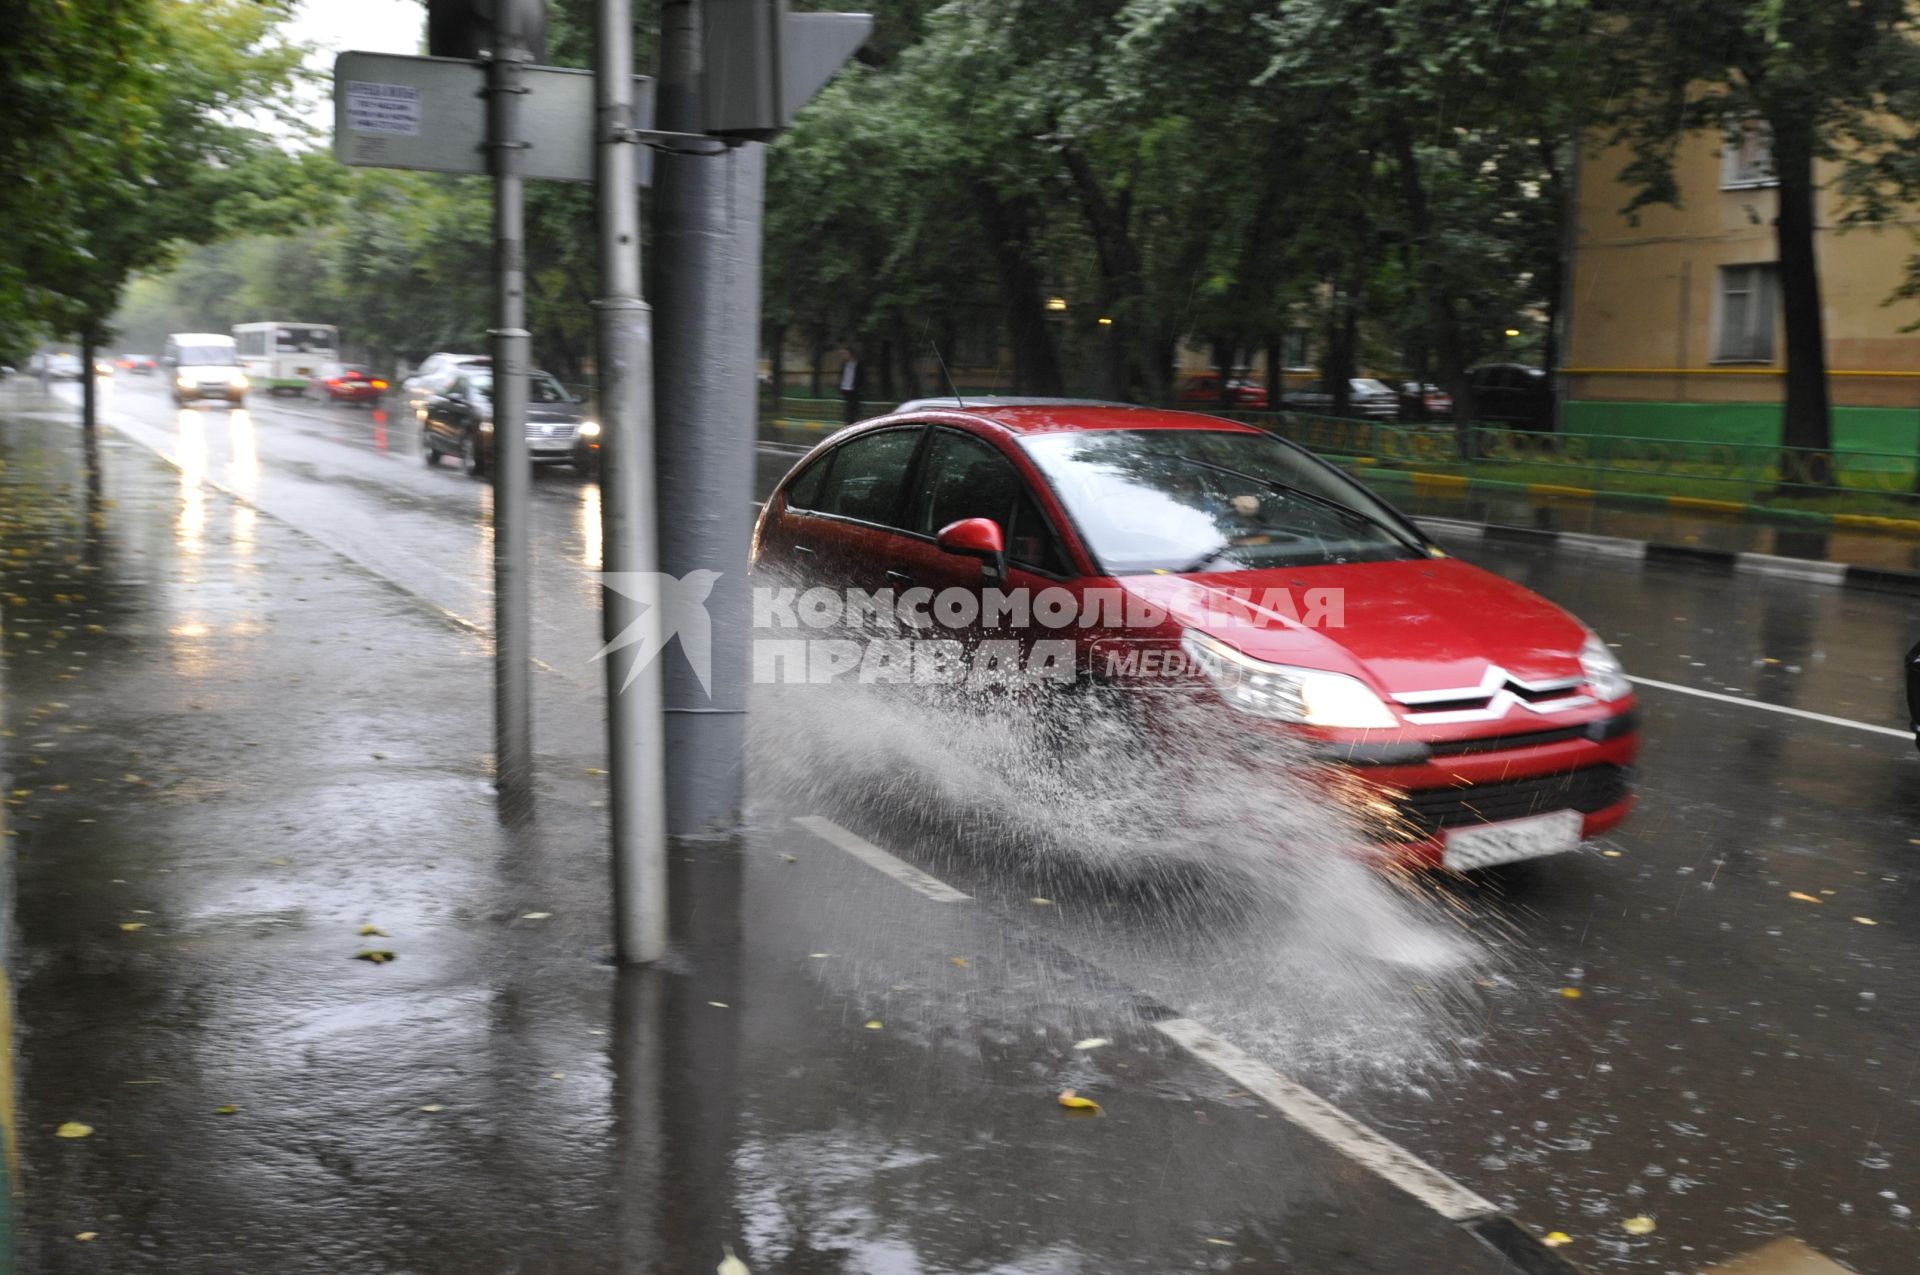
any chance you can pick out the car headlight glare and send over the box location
[1179,630,1398,728]
[229,372,248,388]
[580,419,601,438]
[1580,633,1631,701]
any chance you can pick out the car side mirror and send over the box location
[935,517,1007,579]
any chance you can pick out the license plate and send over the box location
[1442,808,1581,870]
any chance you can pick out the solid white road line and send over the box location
[792,815,973,902]
[1629,675,1912,740]
[1154,1017,1497,1223]
[798,812,1502,1227]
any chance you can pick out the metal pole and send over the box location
[489,23,534,808]
[654,0,760,834]
[597,0,669,961]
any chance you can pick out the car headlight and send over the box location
[229,372,248,388]
[1580,633,1631,701]
[1180,630,1398,728]
[479,418,494,434]
[579,419,601,438]
[176,375,192,389]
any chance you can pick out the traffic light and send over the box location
[702,0,872,140]
[427,0,548,63]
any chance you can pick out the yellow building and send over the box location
[1564,124,1920,456]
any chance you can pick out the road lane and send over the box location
[53,379,1920,1271]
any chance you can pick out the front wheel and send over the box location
[422,426,441,467]
[460,429,488,478]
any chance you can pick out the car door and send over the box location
[889,426,1076,665]
[764,425,926,592]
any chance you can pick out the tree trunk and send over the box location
[1771,126,1833,478]
[969,180,1062,396]
[808,325,826,399]
[1265,333,1283,407]
[80,326,99,436]
[877,335,896,404]
[1388,121,1471,439]
[892,315,921,400]
[1058,142,1143,402]
[1205,337,1236,408]
[768,323,786,407]
[1324,295,1358,418]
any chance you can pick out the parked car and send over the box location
[45,353,85,381]
[419,365,598,476]
[1907,639,1920,751]
[164,332,247,407]
[1179,374,1270,409]
[752,399,1639,869]
[1280,377,1399,420]
[309,362,389,405]
[1399,382,1453,420]
[1465,363,1553,428]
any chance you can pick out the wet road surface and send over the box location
[4,378,1918,1273]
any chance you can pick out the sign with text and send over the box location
[333,51,655,185]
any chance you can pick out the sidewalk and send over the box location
[0,402,1570,1271]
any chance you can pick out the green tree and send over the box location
[1604,0,1920,464]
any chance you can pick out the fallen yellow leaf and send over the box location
[949,956,969,968]
[863,1019,883,1030]
[1620,1215,1656,1235]
[780,854,798,863]
[75,1232,98,1241]
[708,1001,729,1008]
[1072,1037,1110,1051]
[1030,897,1054,905]
[1560,987,1582,999]
[353,949,395,964]
[213,1105,236,1115]
[1057,1089,1102,1114]
[1853,916,1879,926]
[357,924,387,937]
[1601,849,1623,858]
[419,1104,445,1113]
[56,1122,93,1139]
[520,911,552,920]
[1788,891,1822,905]
[1543,1231,1572,1247]
[118,922,145,933]
[718,1245,750,1275]
[1203,1237,1234,1246]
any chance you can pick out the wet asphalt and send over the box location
[1,378,1918,1274]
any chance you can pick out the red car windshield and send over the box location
[1021,429,1423,575]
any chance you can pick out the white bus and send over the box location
[233,321,339,396]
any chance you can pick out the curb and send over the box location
[1358,465,1920,537]
[1415,515,1920,595]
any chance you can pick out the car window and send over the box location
[1021,428,1423,575]
[910,429,1068,575]
[816,427,922,526]
[784,456,831,510]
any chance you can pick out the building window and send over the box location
[1715,264,1778,362]
[1721,121,1775,189]
[1283,330,1310,368]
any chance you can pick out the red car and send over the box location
[310,363,389,405]
[752,399,1639,869]
[1179,374,1270,409]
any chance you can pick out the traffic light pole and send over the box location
[488,27,534,811]
[653,0,760,835]
[596,0,669,962]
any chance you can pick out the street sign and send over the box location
[702,2,874,140]
[333,51,655,185]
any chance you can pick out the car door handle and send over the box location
[885,570,914,587]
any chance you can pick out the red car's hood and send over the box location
[1116,557,1590,697]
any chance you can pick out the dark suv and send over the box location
[419,366,599,476]
[1465,363,1554,429]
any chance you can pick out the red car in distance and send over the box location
[1179,374,1270,410]
[754,399,1639,870]
[310,363,389,406]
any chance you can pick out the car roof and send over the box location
[885,397,1260,436]
[169,333,233,343]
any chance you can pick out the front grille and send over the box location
[1394,764,1633,835]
